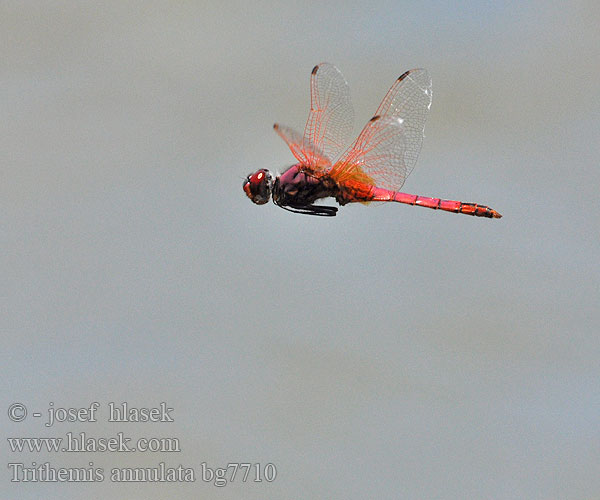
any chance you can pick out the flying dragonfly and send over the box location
[243,63,501,218]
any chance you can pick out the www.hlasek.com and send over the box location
[7,462,277,486]
[8,432,180,453]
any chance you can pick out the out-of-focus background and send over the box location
[2,1,599,499]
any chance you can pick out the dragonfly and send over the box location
[243,63,501,218]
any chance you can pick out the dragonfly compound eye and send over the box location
[243,169,272,205]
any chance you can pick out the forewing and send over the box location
[334,69,432,191]
[302,63,354,173]
[273,123,330,169]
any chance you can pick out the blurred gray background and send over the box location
[2,1,599,499]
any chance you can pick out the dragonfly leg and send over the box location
[279,204,338,217]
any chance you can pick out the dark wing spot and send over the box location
[397,70,410,82]
[311,65,319,75]
[370,115,381,122]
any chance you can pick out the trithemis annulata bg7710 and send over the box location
[243,63,501,218]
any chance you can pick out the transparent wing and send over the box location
[273,123,330,170]
[333,69,432,192]
[303,63,354,171]
[274,63,354,175]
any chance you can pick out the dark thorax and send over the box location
[272,165,339,216]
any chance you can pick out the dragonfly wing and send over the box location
[332,116,408,191]
[301,63,354,173]
[273,123,330,169]
[334,69,432,192]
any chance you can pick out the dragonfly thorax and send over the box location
[243,169,274,205]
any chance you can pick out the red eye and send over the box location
[243,169,271,205]
[250,170,266,186]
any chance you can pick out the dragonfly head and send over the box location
[243,169,273,205]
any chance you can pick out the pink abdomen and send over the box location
[370,187,502,219]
